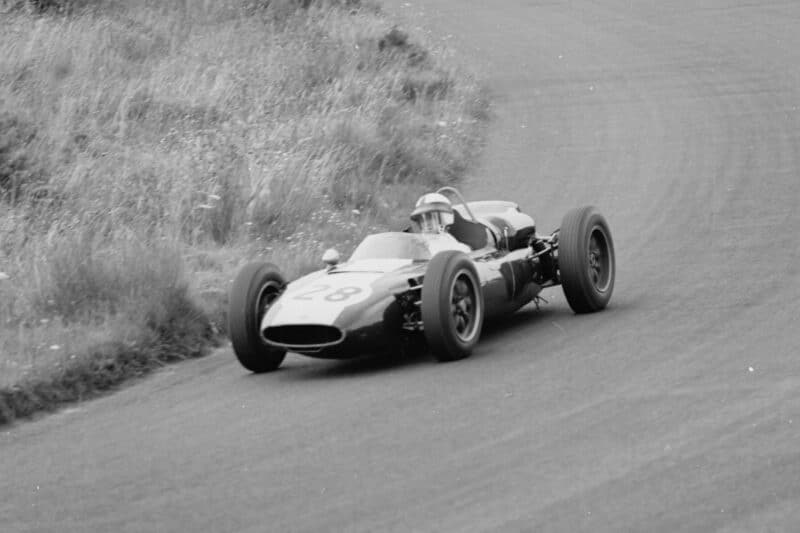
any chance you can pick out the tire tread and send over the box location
[558,206,615,314]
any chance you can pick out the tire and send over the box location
[558,206,615,313]
[421,251,484,362]
[228,262,287,373]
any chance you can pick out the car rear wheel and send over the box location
[558,206,615,313]
[228,262,287,372]
[421,251,484,362]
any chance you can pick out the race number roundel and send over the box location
[274,273,379,325]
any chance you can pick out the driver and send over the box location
[410,193,471,254]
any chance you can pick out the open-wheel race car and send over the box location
[228,187,615,372]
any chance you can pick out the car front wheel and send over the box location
[228,262,287,373]
[421,251,484,362]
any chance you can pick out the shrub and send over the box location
[0,113,44,204]
[33,227,185,321]
[26,0,93,14]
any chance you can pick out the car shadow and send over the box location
[240,293,636,382]
[272,304,568,381]
[481,305,558,339]
[275,345,431,380]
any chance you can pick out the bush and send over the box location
[23,0,104,14]
[0,113,45,204]
[34,228,185,321]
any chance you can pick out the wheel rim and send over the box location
[255,281,283,326]
[450,270,480,342]
[587,226,612,293]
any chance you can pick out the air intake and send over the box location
[262,325,345,348]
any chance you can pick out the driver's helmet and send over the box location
[410,192,454,233]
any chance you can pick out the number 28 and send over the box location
[294,285,362,302]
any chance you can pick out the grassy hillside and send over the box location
[0,0,486,423]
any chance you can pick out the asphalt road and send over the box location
[3,1,800,531]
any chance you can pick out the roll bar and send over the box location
[436,186,478,222]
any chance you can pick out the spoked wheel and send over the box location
[451,274,480,343]
[587,229,612,293]
[421,251,484,362]
[558,206,615,313]
[228,262,288,373]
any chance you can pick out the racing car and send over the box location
[228,187,615,372]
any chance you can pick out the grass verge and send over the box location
[0,0,487,425]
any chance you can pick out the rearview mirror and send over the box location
[322,248,340,268]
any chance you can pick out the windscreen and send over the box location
[349,233,432,262]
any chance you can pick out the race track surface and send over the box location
[3,1,800,531]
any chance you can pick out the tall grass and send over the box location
[0,0,486,422]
